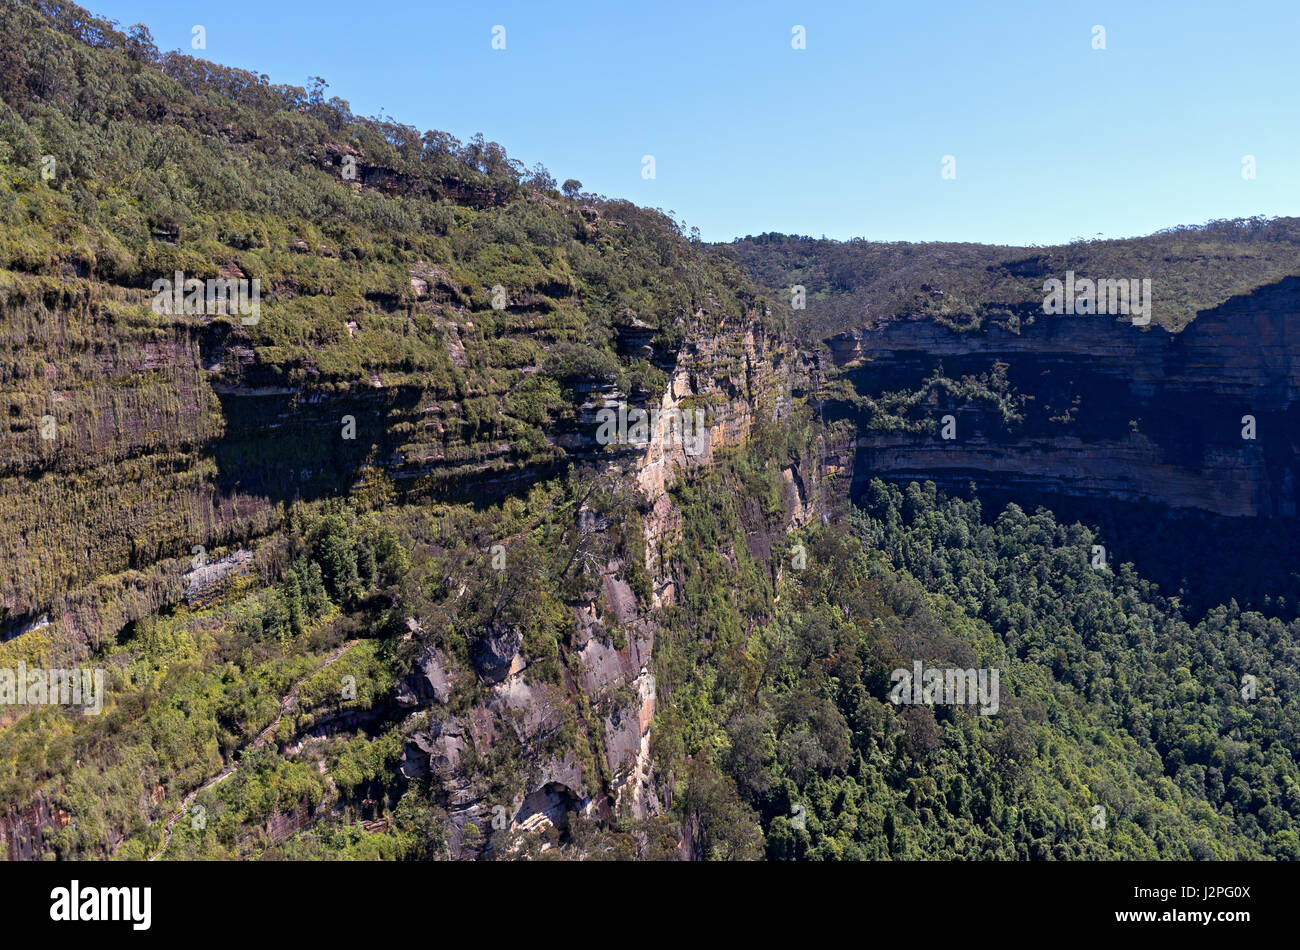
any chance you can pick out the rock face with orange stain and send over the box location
[393,307,816,858]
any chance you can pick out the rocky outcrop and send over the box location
[184,549,254,607]
[635,318,793,500]
[469,624,525,684]
[634,315,797,608]
[395,645,453,707]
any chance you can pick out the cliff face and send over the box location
[0,279,232,647]
[0,282,534,646]
[827,275,1299,516]
[823,275,1300,608]
[0,288,801,858]
[635,318,797,599]
[390,308,801,857]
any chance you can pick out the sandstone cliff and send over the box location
[821,275,1299,609]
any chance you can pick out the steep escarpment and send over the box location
[732,229,1300,614]
[825,276,1299,519]
[0,0,783,649]
[0,0,805,859]
[389,307,803,858]
[816,278,1300,612]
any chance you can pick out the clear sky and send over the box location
[86,0,1300,245]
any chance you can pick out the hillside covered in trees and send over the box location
[729,219,1300,340]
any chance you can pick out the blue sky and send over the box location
[88,0,1300,245]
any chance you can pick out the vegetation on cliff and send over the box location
[0,0,784,632]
